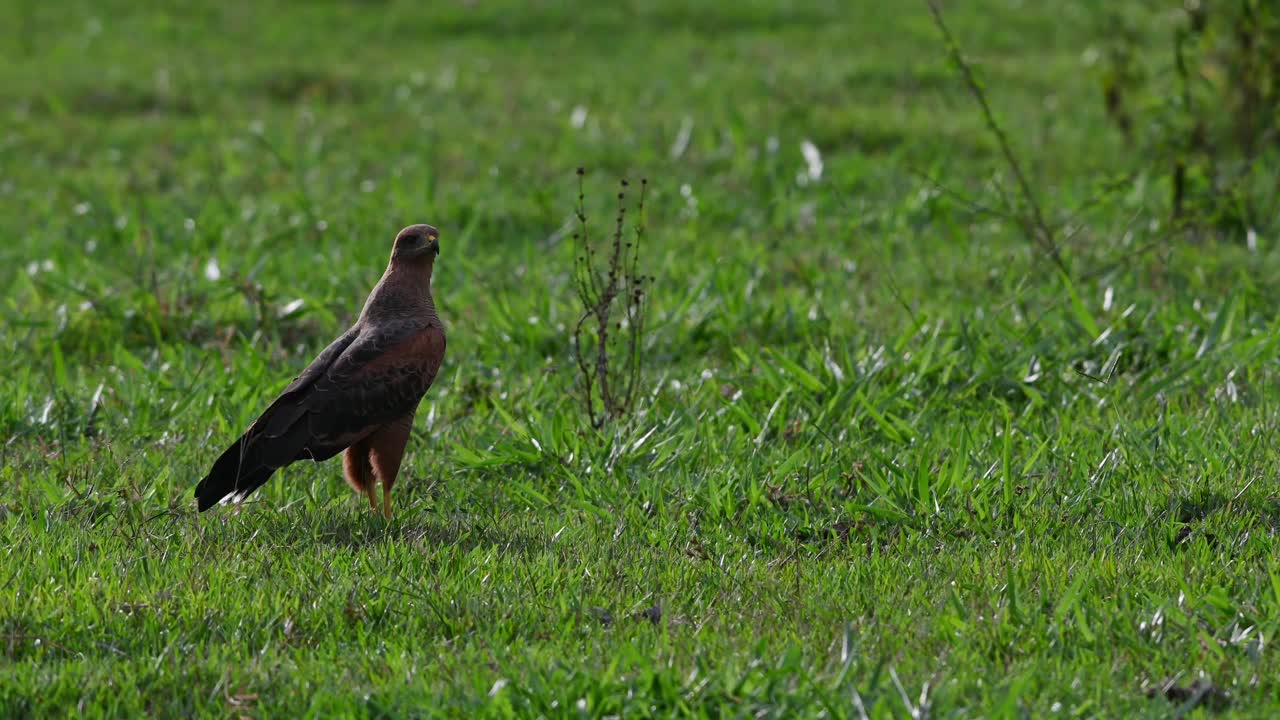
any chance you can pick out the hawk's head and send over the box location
[392,224,440,261]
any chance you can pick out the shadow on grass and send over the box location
[224,505,552,558]
[251,68,367,105]
[1162,489,1280,550]
[423,6,839,40]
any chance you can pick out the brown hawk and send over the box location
[195,224,447,518]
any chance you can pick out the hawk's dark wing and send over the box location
[194,323,446,510]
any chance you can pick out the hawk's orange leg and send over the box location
[367,412,415,519]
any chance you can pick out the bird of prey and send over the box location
[195,224,446,518]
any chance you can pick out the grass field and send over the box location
[3,0,1280,716]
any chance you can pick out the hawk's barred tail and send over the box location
[194,434,280,511]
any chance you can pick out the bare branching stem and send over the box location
[571,171,650,429]
[925,0,1067,273]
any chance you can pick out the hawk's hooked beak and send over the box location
[429,237,441,256]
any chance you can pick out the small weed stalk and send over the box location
[925,0,1067,274]
[571,169,651,430]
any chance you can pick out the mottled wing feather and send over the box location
[289,325,446,459]
[281,325,362,396]
[251,325,360,438]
